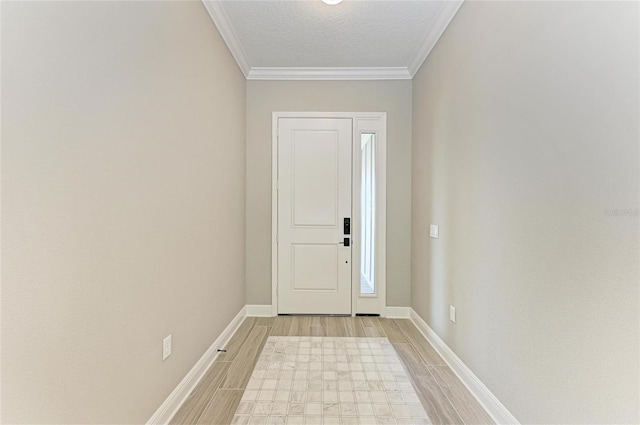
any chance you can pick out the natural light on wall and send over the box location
[360,133,376,295]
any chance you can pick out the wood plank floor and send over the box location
[170,317,494,425]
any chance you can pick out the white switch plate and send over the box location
[449,305,456,323]
[163,334,172,361]
[430,224,439,238]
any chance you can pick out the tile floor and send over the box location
[169,317,494,425]
[231,337,429,425]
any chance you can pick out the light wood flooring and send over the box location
[170,316,494,425]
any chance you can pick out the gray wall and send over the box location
[1,2,246,423]
[246,80,412,307]
[411,1,639,423]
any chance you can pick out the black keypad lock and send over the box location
[344,218,351,235]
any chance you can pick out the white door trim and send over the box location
[272,112,387,317]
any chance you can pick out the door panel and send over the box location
[292,244,338,291]
[292,131,338,227]
[278,118,352,315]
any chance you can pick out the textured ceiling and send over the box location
[219,0,447,68]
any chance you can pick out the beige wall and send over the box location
[1,1,246,423]
[411,1,639,423]
[246,81,412,307]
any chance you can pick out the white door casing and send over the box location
[272,112,387,317]
[276,118,352,315]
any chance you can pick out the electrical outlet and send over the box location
[449,305,456,323]
[430,224,439,238]
[163,335,172,360]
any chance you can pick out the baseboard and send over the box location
[409,309,520,425]
[245,304,273,317]
[384,306,411,318]
[246,304,407,318]
[146,306,247,425]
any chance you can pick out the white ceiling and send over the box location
[202,0,463,80]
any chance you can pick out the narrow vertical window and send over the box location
[360,133,376,295]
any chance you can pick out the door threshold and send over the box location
[278,313,351,317]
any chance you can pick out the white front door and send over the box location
[277,118,352,315]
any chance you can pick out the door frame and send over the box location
[271,112,387,317]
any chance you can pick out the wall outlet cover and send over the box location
[449,305,456,323]
[430,224,439,238]
[163,334,172,361]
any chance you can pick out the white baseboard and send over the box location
[384,306,411,318]
[409,309,519,425]
[146,306,248,425]
[245,305,274,317]
[246,304,408,318]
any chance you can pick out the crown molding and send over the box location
[247,67,412,81]
[407,0,464,77]
[201,0,251,77]
[201,0,462,81]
